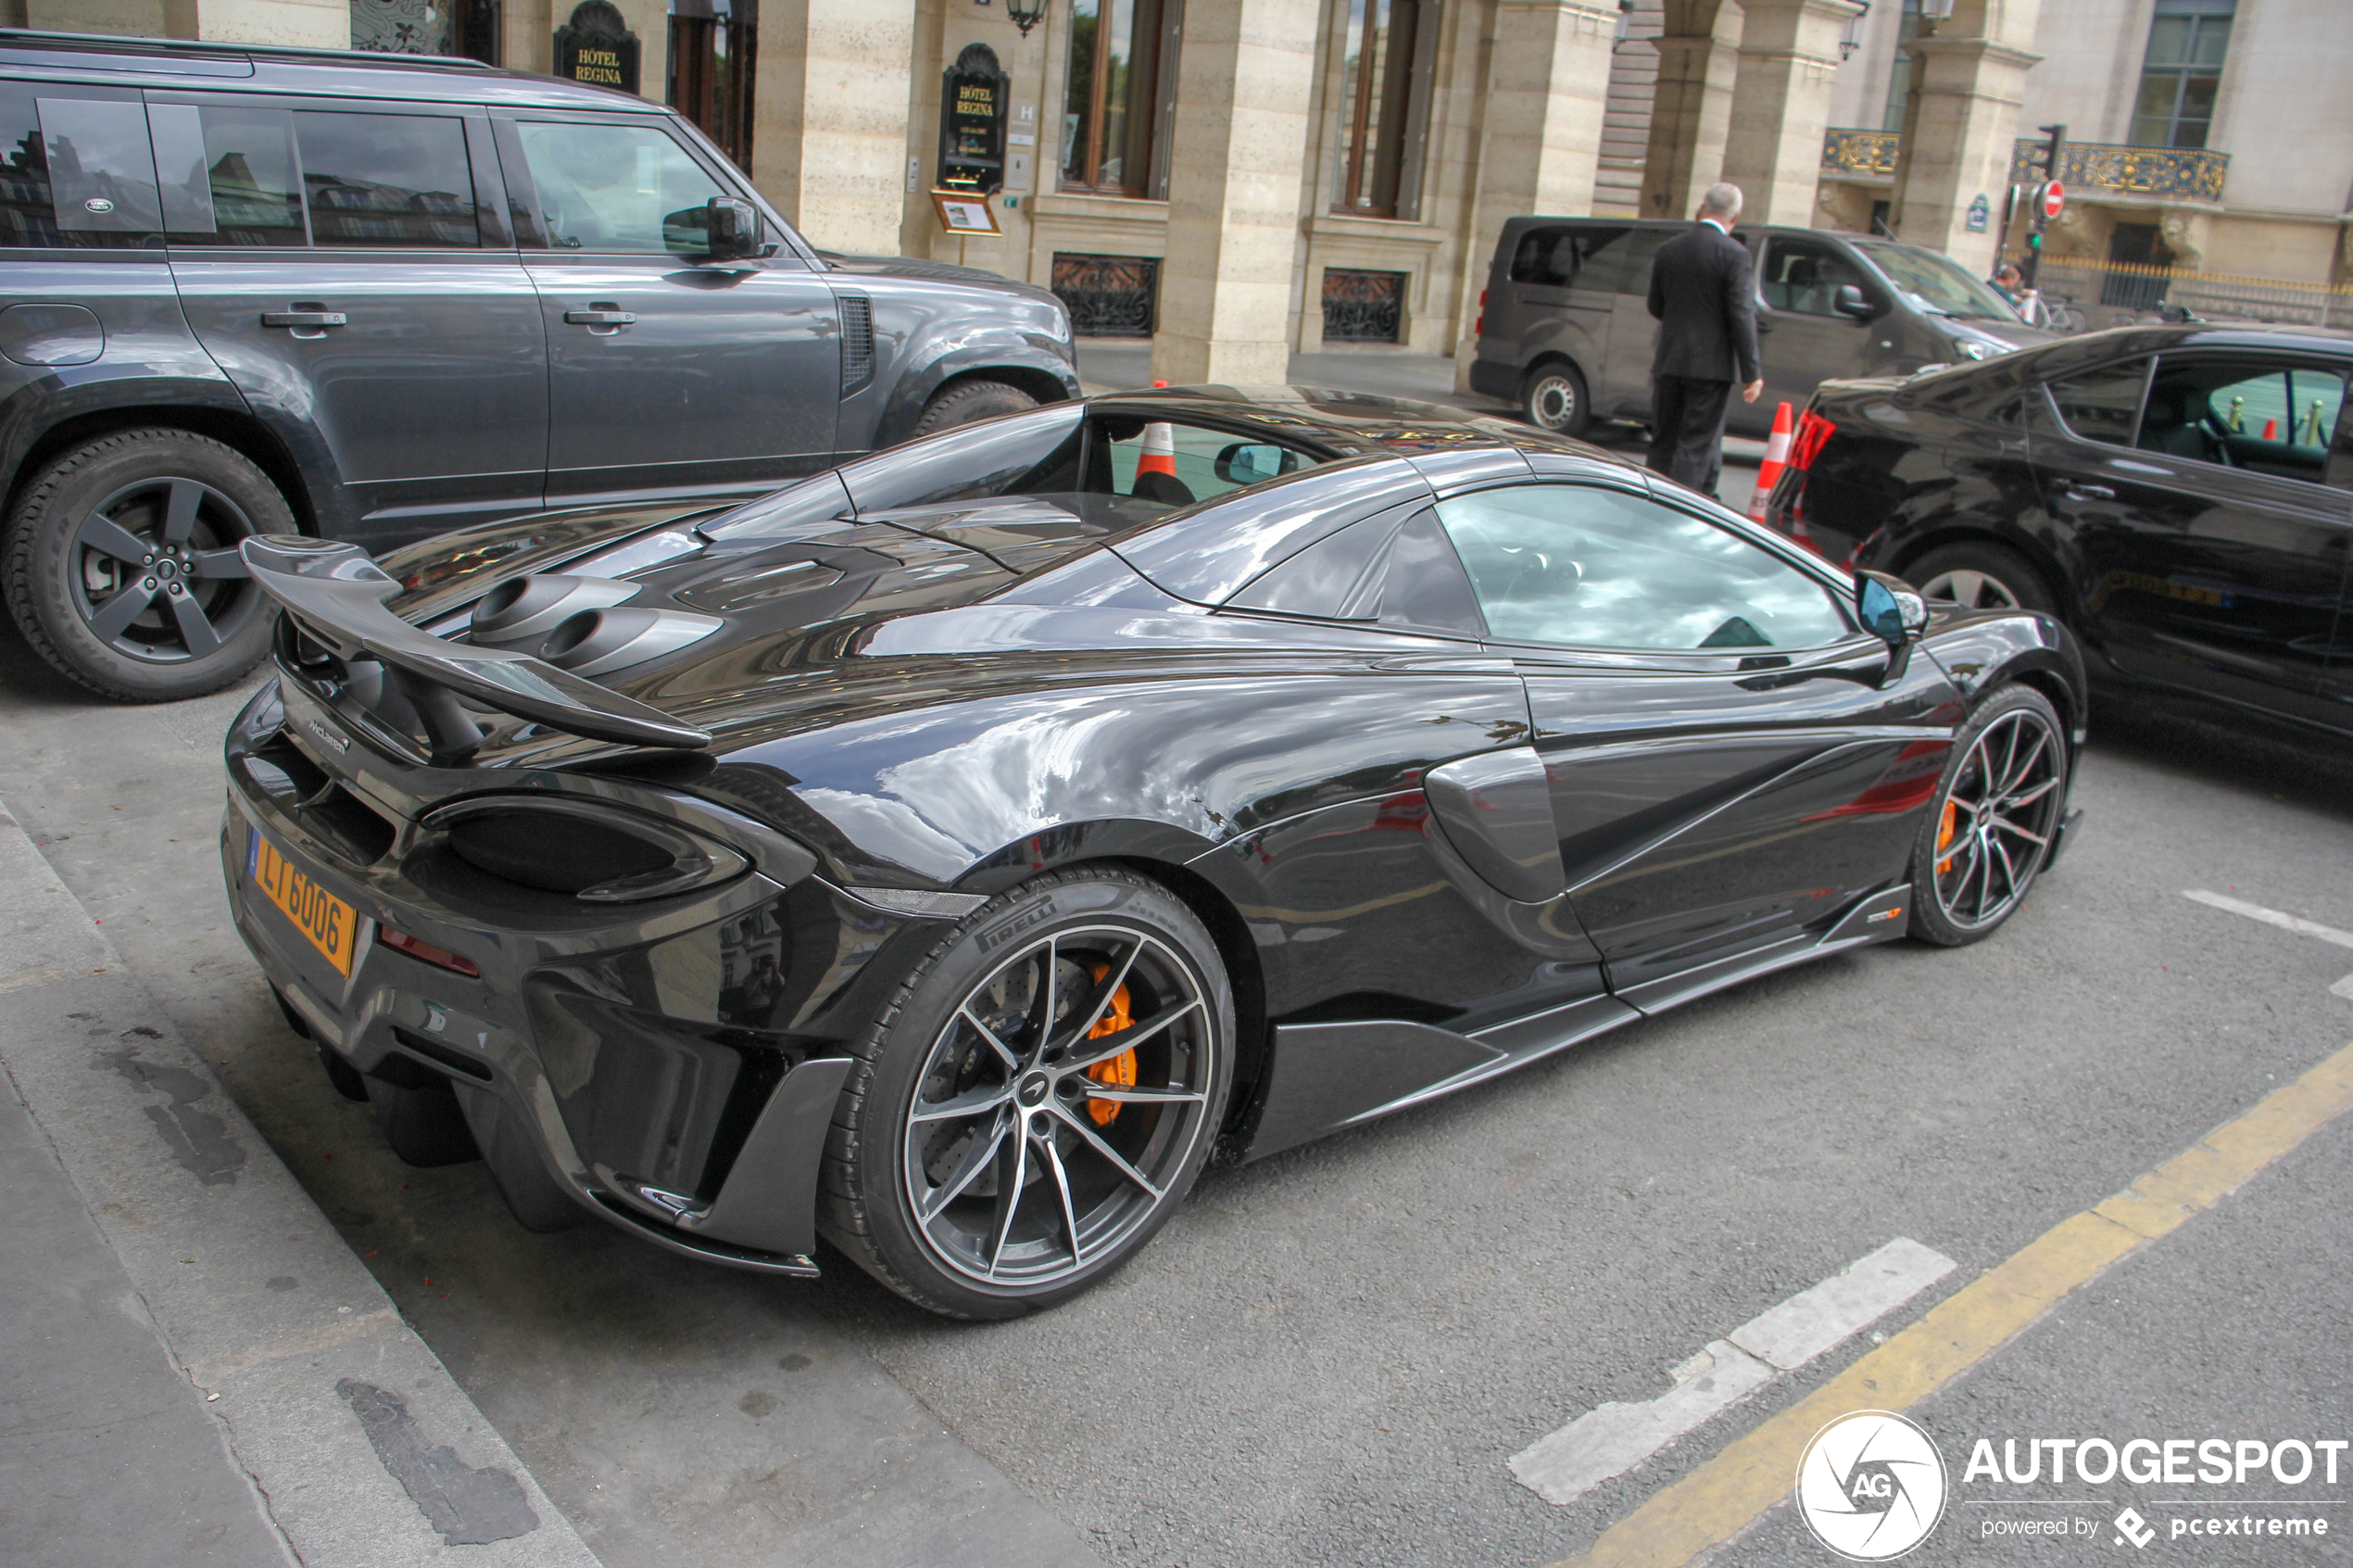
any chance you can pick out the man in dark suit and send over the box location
[1645,182,1764,497]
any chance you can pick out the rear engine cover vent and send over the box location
[432,797,749,903]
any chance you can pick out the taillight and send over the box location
[1789,410,1837,471]
[380,926,480,977]
[1476,289,1486,337]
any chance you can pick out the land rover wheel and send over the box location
[3,428,290,701]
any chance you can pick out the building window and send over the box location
[2130,0,2233,148]
[1881,0,1919,132]
[1060,0,1176,197]
[669,0,756,172]
[1331,0,1431,219]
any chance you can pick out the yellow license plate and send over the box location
[248,831,359,976]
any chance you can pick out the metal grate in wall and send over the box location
[1051,254,1159,338]
[1320,269,1406,343]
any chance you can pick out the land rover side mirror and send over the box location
[704,196,764,262]
[1833,283,1878,320]
[1857,570,1929,686]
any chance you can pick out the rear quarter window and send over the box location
[0,82,163,247]
[2045,358,2149,445]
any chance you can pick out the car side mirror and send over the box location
[1857,570,1929,643]
[705,196,764,261]
[1214,442,1295,484]
[1857,570,1929,685]
[1833,283,1878,320]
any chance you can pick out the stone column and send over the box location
[151,0,348,46]
[1639,0,1743,222]
[1718,0,1861,225]
[751,0,918,256]
[1448,0,1618,378]
[1151,0,1322,386]
[1887,0,2044,278]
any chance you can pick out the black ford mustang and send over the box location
[222,386,2085,1318]
[1760,323,2353,737]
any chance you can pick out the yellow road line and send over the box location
[1553,1038,2353,1568]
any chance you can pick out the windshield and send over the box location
[1853,241,2021,321]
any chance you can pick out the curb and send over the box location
[0,797,600,1568]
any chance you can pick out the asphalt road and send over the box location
[4,616,2348,1566]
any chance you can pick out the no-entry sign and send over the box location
[2039,181,2066,221]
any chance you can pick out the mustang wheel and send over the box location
[1906,542,2056,618]
[1909,685,2067,947]
[822,869,1233,1317]
[3,429,288,700]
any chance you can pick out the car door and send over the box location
[1752,232,1878,435]
[497,112,843,511]
[156,94,548,546]
[2032,349,2353,728]
[1428,477,1962,1004]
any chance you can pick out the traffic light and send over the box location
[2026,122,2067,184]
[2019,124,2064,288]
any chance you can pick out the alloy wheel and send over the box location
[69,476,259,663]
[901,923,1215,1287]
[1917,567,2022,611]
[1929,708,2063,933]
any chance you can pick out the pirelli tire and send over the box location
[820,868,1235,1319]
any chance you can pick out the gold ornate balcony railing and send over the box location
[1819,130,2229,204]
[2005,141,2228,203]
[1821,129,1902,180]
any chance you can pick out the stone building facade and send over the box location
[29,0,2353,370]
[1819,0,2352,292]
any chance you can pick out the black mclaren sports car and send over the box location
[222,386,2087,1318]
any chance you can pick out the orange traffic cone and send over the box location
[1137,419,1178,480]
[2262,417,2277,440]
[1748,401,1794,521]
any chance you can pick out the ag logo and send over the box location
[1794,1411,1947,1561]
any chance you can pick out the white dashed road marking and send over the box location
[2183,890,2353,997]
[1508,1237,1957,1505]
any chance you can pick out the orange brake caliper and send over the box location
[1935,799,1958,874]
[1084,963,1136,1126]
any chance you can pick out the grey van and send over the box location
[1468,218,2051,439]
[0,29,1079,700]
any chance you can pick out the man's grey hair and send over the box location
[1699,182,1743,220]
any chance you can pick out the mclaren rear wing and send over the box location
[240,535,711,759]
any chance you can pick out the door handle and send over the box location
[2062,483,2116,500]
[564,308,636,326]
[260,310,346,329]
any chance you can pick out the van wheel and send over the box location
[1519,364,1591,437]
[909,379,1038,440]
[3,428,291,701]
